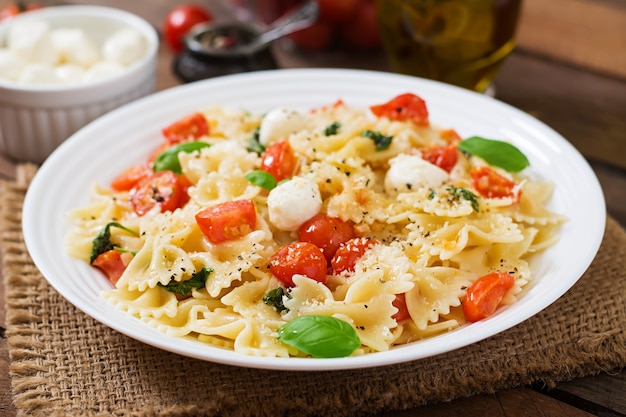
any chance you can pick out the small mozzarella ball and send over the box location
[258,107,307,146]
[51,28,99,67]
[8,20,59,66]
[384,154,449,195]
[0,49,24,81]
[55,64,86,84]
[102,28,145,66]
[83,61,125,82]
[17,63,61,85]
[267,176,322,231]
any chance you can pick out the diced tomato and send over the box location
[269,241,328,286]
[440,128,462,143]
[392,293,410,322]
[298,214,356,263]
[92,249,132,285]
[310,99,345,114]
[462,271,515,322]
[370,93,429,127]
[110,163,153,191]
[177,174,194,206]
[130,170,185,216]
[331,237,377,274]
[470,166,520,200]
[260,140,297,182]
[421,144,458,173]
[195,199,257,244]
[162,112,209,145]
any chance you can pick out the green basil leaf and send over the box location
[245,170,277,190]
[153,141,211,174]
[361,130,393,151]
[158,266,212,297]
[457,136,530,173]
[263,287,291,313]
[90,222,138,264]
[447,186,480,212]
[324,121,341,136]
[277,315,361,358]
[247,128,265,155]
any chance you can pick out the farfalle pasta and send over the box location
[65,93,566,358]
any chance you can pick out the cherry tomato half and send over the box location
[331,237,377,274]
[92,249,132,286]
[110,163,153,192]
[462,271,515,322]
[470,166,520,200]
[260,140,297,182]
[195,199,257,244]
[269,241,327,286]
[370,93,430,127]
[421,144,458,173]
[162,112,209,145]
[130,170,186,216]
[298,214,355,263]
[163,4,213,53]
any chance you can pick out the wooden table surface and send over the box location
[1,1,625,416]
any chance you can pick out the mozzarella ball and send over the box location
[8,20,59,66]
[17,63,61,85]
[0,49,24,81]
[102,28,145,66]
[258,107,307,146]
[51,28,100,67]
[83,61,125,82]
[267,176,322,231]
[384,154,449,195]
[55,64,86,84]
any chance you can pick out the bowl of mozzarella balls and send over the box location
[0,5,158,163]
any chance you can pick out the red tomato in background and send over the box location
[298,214,356,263]
[269,241,328,286]
[317,0,361,24]
[0,2,41,22]
[287,20,334,52]
[370,93,430,127]
[163,4,213,53]
[421,144,458,173]
[92,249,132,286]
[338,0,381,49]
[462,272,515,322]
[161,112,209,145]
[130,170,186,216]
[195,199,257,244]
[280,0,381,51]
[260,140,297,182]
[331,237,376,274]
[470,166,520,200]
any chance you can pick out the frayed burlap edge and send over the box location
[2,164,625,417]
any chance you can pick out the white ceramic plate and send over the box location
[23,69,605,371]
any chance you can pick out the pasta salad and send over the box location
[65,93,565,358]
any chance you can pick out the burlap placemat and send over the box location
[2,164,625,417]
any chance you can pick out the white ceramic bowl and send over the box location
[0,5,158,163]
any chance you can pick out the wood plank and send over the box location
[495,51,626,170]
[548,372,626,416]
[376,388,596,417]
[517,0,626,78]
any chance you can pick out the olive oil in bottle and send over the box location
[376,0,522,92]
